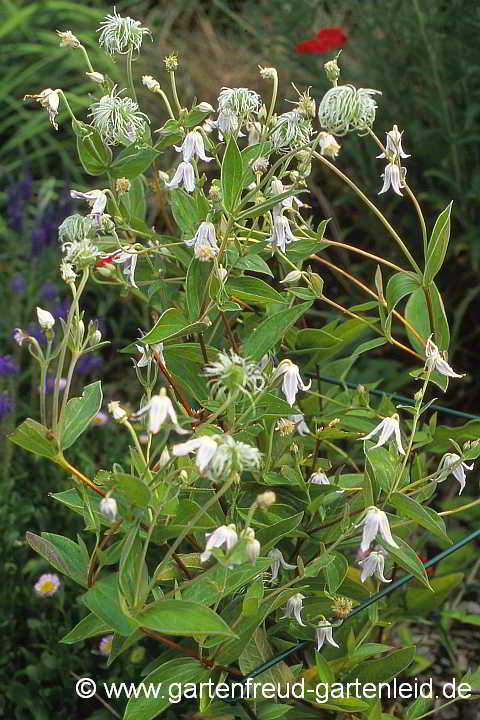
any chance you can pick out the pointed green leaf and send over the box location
[61,613,111,644]
[140,308,208,344]
[424,201,453,283]
[386,271,421,314]
[226,276,287,304]
[390,492,451,544]
[61,381,103,450]
[244,301,312,360]
[81,573,137,636]
[136,600,237,637]
[9,418,60,459]
[26,531,89,587]
[222,136,243,212]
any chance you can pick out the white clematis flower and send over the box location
[201,524,238,563]
[273,360,311,407]
[288,414,310,436]
[436,453,474,495]
[174,130,212,163]
[24,88,60,130]
[309,471,330,485]
[281,593,306,626]
[133,389,189,435]
[100,496,118,522]
[358,507,399,553]
[165,161,195,193]
[70,189,108,225]
[102,245,138,288]
[185,221,219,261]
[359,550,391,583]
[268,548,296,582]
[267,215,300,253]
[377,125,410,160]
[360,413,405,455]
[316,620,339,650]
[172,436,219,474]
[379,163,406,196]
[425,337,464,378]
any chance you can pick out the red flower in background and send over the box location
[295,27,346,54]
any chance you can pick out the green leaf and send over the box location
[226,276,287,305]
[72,120,112,176]
[61,381,102,450]
[406,696,433,719]
[386,271,422,314]
[387,537,432,589]
[110,145,159,179]
[256,513,304,552]
[344,646,416,685]
[235,254,273,277]
[405,283,450,354]
[110,472,151,507]
[185,258,211,321]
[136,600,237,637]
[61,613,111,644]
[406,573,463,614]
[244,301,313,360]
[81,573,137,636]
[325,552,348,592]
[169,188,205,234]
[124,659,210,720]
[9,418,60,459]
[237,189,308,221]
[424,201,453,283]
[366,447,396,493]
[140,308,208,344]
[26,531,88,587]
[390,492,451,544]
[222,136,243,212]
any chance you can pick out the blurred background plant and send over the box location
[1,0,480,717]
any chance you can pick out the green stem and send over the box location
[57,351,80,437]
[313,151,422,274]
[135,516,157,607]
[79,45,94,74]
[169,71,182,115]
[154,88,175,120]
[126,45,137,102]
[52,269,88,435]
[405,183,428,260]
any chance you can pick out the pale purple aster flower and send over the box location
[93,411,109,425]
[174,130,213,163]
[379,163,406,196]
[0,392,14,420]
[281,593,306,626]
[360,413,405,455]
[165,161,195,193]
[359,550,391,583]
[268,548,296,582]
[99,634,114,656]
[0,355,19,375]
[34,573,61,597]
[436,453,474,495]
[316,620,339,650]
[425,337,464,378]
[273,359,311,407]
[201,524,238,563]
[358,507,399,553]
[267,215,300,253]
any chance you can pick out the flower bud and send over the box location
[108,401,128,422]
[280,270,302,284]
[88,320,102,346]
[164,53,178,72]
[196,101,214,113]
[324,57,341,85]
[57,30,81,49]
[306,272,324,296]
[259,66,278,81]
[36,307,55,330]
[142,75,161,93]
[159,446,171,468]
[100,496,118,522]
[115,177,131,195]
[256,491,276,509]
[86,72,105,84]
[60,262,77,283]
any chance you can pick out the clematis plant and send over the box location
[11,12,480,720]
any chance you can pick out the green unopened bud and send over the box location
[129,646,146,664]
[88,320,102,346]
[86,71,105,84]
[256,491,276,509]
[324,57,341,85]
[280,270,302,284]
[164,53,178,72]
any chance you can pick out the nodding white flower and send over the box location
[174,130,212,163]
[24,88,60,130]
[316,620,339,650]
[379,163,406,196]
[273,359,311,407]
[99,245,138,287]
[100,496,118,522]
[281,593,306,626]
[259,66,278,81]
[436,453,474,495]
[360,413,405,455]
[135,341,165,368]
[288,414,310,436]
[218,87,261,116]
[271,110,312,151]
[172,436,219,474]
[425,337,464,378]
[309,471,330,485]
[98,8,151,55]
[358,507,399,553]
[267,215,300,253]
[318,84,381,136]
[13,328,29,347]
[165,161,195,193]
[89,87,149,145]
[377,125,410,160]
[108,400,128,422]
[185,221,219,261]
[70,189,107,224]
[142,75,161,93]
[359,550,391,583]
[318,131,341,159]
[268,548,296,582]
[56,30,81,49]
[36,307,55,330]
[201,524,238,563]
[133,389,189,435]
[248,121,262,145]
[204,350,265,397]
[242,528,261,564]
[270,177,305,218]
[60,262,77,282]
[214,109,243,140]
[158,446,171,468]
